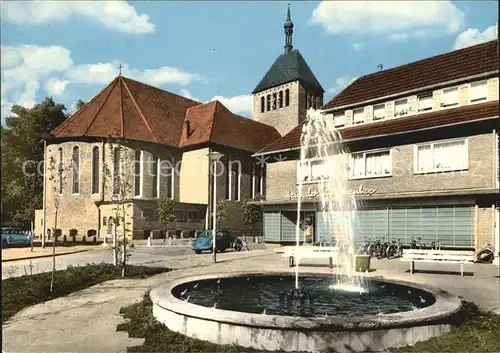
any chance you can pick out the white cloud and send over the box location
[66,61,205,86]
[328,75,358,94]
[44,79,70,96]
[1,45,73,121]
[179,89,199,101]
[453,23,498,50]
[2,1,155,34]
[311,1,464,40]
[0,44,204,123]
[209,94,253,118]
[352,42,364,51]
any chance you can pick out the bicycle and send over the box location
[386,238,403,259]
[357,237,372,255]
[430,240,442,251]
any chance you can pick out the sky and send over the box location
[1,1,498,124]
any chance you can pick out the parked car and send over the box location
[1,227,31,248]
[192,230,243,254]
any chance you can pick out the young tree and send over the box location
[102,139,133,277]
[47,153,71,292]
[156,195,176,240]
[216,200,227,225]
[242,197,263,242]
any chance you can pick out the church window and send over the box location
[72,146,80,194]
[272,93,277,110]
[58,147,63,194]
[152,154,158,198]
[113,148,121,195]
[279,91,283,108]
[92,146,99,194]
[260,96,265,113]
[266,95,271,111]
[312,96,317,109]
[134,150,142,197]
[285,89,290,106]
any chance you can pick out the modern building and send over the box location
[34,76,280,241]
[253,39,499,258]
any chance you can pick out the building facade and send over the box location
[253,40,499,258]
[35,77,280,241]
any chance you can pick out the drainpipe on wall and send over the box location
[99,139,105,240]
[474,204,479,250]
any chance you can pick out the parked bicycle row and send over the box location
[357,237,443,259]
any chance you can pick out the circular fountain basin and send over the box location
[151,271,463,353]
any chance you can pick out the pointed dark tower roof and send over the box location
[252,6,324,94]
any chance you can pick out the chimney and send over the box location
[185,120,191,137]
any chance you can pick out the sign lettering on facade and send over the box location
[284,185,377,200]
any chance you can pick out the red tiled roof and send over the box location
[257,101,499,154]
[180,101,281,152]
[324,40,499,110]
[52,76,280,153]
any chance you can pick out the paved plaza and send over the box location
[2,248,499,353]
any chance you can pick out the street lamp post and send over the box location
[207,151,221,263]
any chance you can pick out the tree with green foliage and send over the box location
[1,98,66,228]
[156,195,176,239]
[75,99,86,110]
[242,197,263,242]
[216,200,227,224]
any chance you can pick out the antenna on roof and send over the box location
[377,64,383,72]
[118,63,123,76]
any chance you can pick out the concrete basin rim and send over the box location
[151,270,463,331]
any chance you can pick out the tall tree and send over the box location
[1,98,67,227]
[75,99,86,110]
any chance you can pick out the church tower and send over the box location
[252,5,324,136]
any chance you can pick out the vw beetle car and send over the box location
[1,227,31,248]
[192,230,243,254]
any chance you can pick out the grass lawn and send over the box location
[2,263,170,324]
[118,293,500,353]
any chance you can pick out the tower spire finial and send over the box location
[284,4,293,54]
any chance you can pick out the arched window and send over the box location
[113,148,121,195]
[165,157,174,198]
[285,89,290,107]
[278,91,283,108]
[272,93,277,110]
[152,154,158,198]
[260,96,265,113]
[231,160,241,201]
[58,147,63,194]
[72,146,80,194]
[92,146,99,194]
[134,150,142,196]
[266,95,271,111]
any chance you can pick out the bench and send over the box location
[401,249,475,277]
[283,246,339,268]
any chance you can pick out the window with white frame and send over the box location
[252,163,265,198]
[72,146,80,194]
[353,108,364,125]
[414,139,468,173]
[230,160,241,201]
[297,158,331,183]
[441,87,459,108]
[332,111,345,128]
[469,80,487,103]
[394,99,409,117]
[417,93,433,112]
[151,155,159,198]
[134,150,142,197]
[373,104,386,121]
[349,150,391,179]
[91,146,99,194]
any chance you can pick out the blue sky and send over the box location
[1,1,498,124]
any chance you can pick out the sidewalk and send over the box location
[1,244,106,262]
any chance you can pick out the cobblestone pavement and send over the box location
[2,250,499,353]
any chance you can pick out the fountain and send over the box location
[150,109,464,352]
